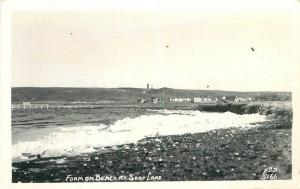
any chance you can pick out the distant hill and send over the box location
[11,87,291,103]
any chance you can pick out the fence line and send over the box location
[11,104,97,110]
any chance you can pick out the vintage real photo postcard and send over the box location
[1,0,300,188]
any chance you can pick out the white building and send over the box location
[23,102,31,105]
[169,97,191,103]
[193,97,203,103]
[193,96,218,103]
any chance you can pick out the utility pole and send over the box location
[162,88,165,102]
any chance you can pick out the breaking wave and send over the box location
[12,110,266,162]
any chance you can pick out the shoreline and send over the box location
[12,125,292,182]
[12,101,292,182]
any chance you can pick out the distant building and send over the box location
[193,97,202,103]
[137,99,147,103]
[192,96,218,103]
[235,97,253,102]
[211,97,219,101]
[221,96,226,101]
[182,97,191,102]
[153,98,159,103]
[221,96,253,102]
[221,96,237,102]
[169,97,191,103]
[169,97,177,102]
[23,102,31,105]
[150,97,160,103]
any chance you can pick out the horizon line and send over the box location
[10,86,292,93]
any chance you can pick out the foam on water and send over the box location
[12,110,266,162]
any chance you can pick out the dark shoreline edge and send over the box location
[12,102,292,182]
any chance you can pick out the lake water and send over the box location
[12,107,266,162]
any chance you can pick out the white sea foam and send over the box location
[12,110,266,162]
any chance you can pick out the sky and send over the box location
[12,10,297,91]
